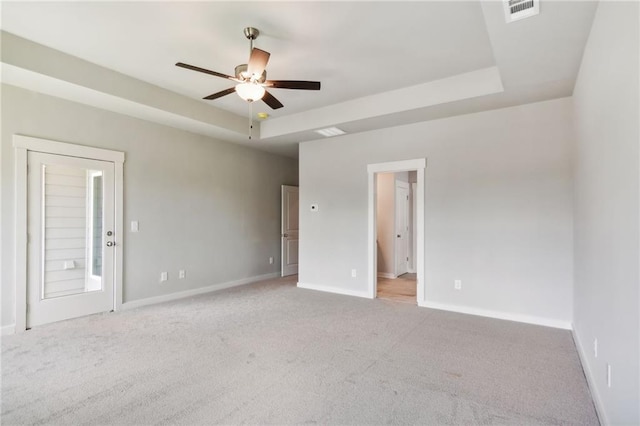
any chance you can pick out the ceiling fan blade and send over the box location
[176,62,235,80]
[203,87,236,100]
[266,80,321,90]
[262,90,284,110]
[247,48,270,78]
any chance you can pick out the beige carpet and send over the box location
[2,275,598,425]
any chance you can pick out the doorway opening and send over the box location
[375,172,417,303]
[367,159,425,304]
[281,185,299,277]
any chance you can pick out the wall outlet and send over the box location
[351,269,357,278]
[454,280,462,290]
[594,338,598,358]
[269,257,274,265]
[179,270,186,279]
[607,364,612,388]
[131,220,139,232]
[160,272,168,282]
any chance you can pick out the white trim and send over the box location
[13,135,124,163]
[377,272,396,279]
[14,146,28,332]
[114,162,124,311]
[367,158,426,174]
[122,273,279,310]
[416,167,425,304]
[297,282,370,299]
[368,158,426,302]
[572,327,608,426]
[368,167,377,299]
[13,134,125,332]
[2,324,16,336]
[419,300,573,330]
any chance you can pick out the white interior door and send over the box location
[27,151,116,328]
[395,182,410,276]
[281,185,299,276]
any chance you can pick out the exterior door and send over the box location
[27,151,116,327]
[395,182,410,276]
[281,185,299,276]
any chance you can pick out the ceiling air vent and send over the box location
[503,0,539,23]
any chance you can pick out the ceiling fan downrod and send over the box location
[243,27,260,54]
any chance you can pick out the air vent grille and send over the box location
[504,0,539,23]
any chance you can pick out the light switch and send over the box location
[310,204,319,212]
[131,221,139,232]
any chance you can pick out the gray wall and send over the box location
[299,97,574,325]
[1,84,298,327]
[572,1,640,424]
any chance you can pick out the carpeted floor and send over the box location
[2,275,598,425]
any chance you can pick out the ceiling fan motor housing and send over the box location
[235,64,266,83]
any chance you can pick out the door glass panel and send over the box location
[42,165,103,299]
[90,173,103,279]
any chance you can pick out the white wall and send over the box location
[376,173,395,276]
[299,97,574,327]
[1,84,298,328]
[572,1,640,424]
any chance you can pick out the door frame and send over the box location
[367,159,425,302]
[409,182,417,273]
[13,135,125,332]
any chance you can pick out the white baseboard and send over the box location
[122,272,280,310]
[572,327,608,425]
[377,272,396,279]
[418,300,572,330]
[1,324,16,336]
[297,282,371,299]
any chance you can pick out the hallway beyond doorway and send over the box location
[377,273,416,303]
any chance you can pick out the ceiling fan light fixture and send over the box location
[235,83,265,102]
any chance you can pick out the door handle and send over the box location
[397,234,401,238]
[283,233,288,238]
[106,241,116,247]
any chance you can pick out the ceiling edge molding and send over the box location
[260,66,504,139]
[0,30,254,142]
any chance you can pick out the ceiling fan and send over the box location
[176,27,321,110]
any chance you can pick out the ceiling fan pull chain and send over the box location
[248,101,253,140]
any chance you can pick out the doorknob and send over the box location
[397,234,401,238]
[106,241,116,247]
[283,233,288,238]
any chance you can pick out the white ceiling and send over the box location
[1,1,598,157]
